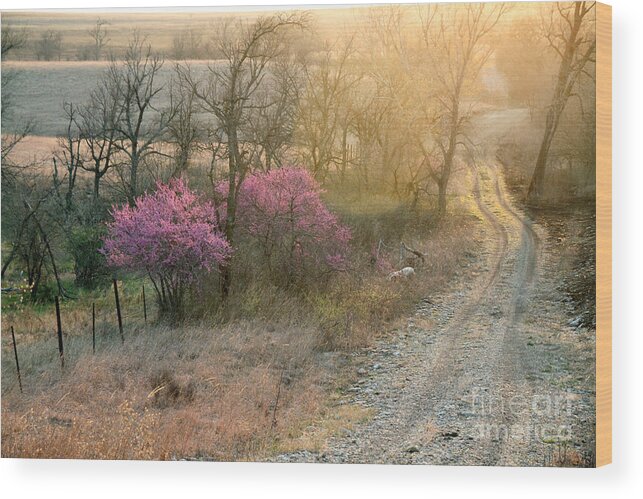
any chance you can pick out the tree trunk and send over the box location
[129,147,139,204]
[527,2,594,203]
[527,114,556,201]
[94,170,101,199]
[220,125,240,300]
[437,122,457,219]
[176,147,189,175]
[437,177,448,219]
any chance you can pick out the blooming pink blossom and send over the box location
[218,167,351,278]
[102,178,231,318]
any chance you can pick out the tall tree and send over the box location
[166,73,201,176]
[88,18,110,61]
[419,3,507,218]
[77,79,121,199]
[53,103,83,215]
[246,55,303,172]
[179,12,308,298]
[527,1,596,201]
[297,38,359,182]
[360,6,421,198]
[1,26,32,187]
[108,34,174,203]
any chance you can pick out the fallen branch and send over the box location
[400,242,426,265]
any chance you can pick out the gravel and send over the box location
[272,166,595,467]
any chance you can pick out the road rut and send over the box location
[275,163,595,467]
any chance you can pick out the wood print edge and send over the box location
[595,1,612,468]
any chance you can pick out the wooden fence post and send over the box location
[113,279,124,343]
[142,284,147,325]
[92,302,96,354]
[10,326,23,394]
[55,296,64,369]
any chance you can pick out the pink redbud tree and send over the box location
[216,167,351,285]
[102,178,232,321]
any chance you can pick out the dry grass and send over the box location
[1,191,479,461]
[2,320,329,460]
[277,404,374,454]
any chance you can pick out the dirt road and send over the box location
[275,164,596,466]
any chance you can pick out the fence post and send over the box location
[10,326,23,394]
[113,279,124,343]
[142,284,147,325]
[55,296,64,369]
[92,302,96,354]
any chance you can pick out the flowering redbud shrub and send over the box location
[217,167,351,285]
[102,178,232,320]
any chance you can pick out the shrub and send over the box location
[102,178,232,321]
[217,167,351,286]
[68,224,109,288]
[148,370,196,408]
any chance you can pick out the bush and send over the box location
[68,225,110,288]
[102,178,232,321]
[217,167,351,287]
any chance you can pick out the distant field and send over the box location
[0,7,370,136]
[1,7,371,61]
[3,61,109,135]
[0,5,516,137]
[1,60,212,136]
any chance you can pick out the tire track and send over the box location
[274,164,549,466]
[478,167,542,465]
[310,164,515,464]
[471,165,509,293]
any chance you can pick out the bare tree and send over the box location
[35,30,63,61]
[2,176,68,299]
[166,73,201,176]
[297,38,359,181]
[179,12,308,298]
[53,102,84,214]
[350,88,387,192]
[172,27,204,60]
[1,26,32,185]
[108,34,174,203]
[1,26,27,57]
[77,79,121,198]
[1,184,50,280]
[246,55,303,171]
[1,124,33,189]
[88,18,110,61]
[359,7,422,198]
[419,3,507,218]
[527,1,596,201]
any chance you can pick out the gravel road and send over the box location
[274,163,596,467]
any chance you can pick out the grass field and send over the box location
[2,60,210,136]
[1,7,373,62]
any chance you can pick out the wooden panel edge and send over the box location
[595,1,612,468]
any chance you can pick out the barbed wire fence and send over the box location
[2,279,153,394]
